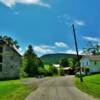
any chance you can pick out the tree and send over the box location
[35,58,44,68]
[23,45,44,77]
[83,41,100,55]
[38,67,45,75]
[60,58,69,67]
[68,58,78,68]
[0,35,19,49]
[59,67,65,76]
[24,45,38,77]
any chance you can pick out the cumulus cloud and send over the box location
[83,36,100,42]
[29,42,69,56]
[55,42,68,48]
[32,42,68,56]
[17,44,83,56]
[0,0,51,8]
[33,45,54,56]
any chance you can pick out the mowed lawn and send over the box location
[0,79,37,100]
[75,74,100,99]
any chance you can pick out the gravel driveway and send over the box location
[25,76,96,100]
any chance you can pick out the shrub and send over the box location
[44,64,58,76]
[75,72,85,78]
[44,65,53,76]
[84,67,90,75]
[38,67,45,75]
[59,67,65,76]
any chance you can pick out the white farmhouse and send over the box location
[80,55,100,74]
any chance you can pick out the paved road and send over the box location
[25,76,96,100]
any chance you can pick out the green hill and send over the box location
[40,53,82,64]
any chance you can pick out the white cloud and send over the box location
[33,45,54,56]
[74,20,85,26]
[38,45,55,49]
[0,0,51,8]
[17,44,83,56]
[83,36,100,42]
[55,42,68,48]
[57,14,85,27]
[33,42,68,56]
[65,49,83,54]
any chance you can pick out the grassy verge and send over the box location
[0,78,37,100]
[75,74,100,99]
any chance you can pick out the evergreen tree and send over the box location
[23,45,44,77]
[24,45,38,77]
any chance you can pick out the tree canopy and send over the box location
[60,58,69,67]
[83,41,100,55]
[60,58,78,68]
[0,35,19,49]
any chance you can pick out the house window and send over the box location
[0,46,3,53]
[0,55,2,63]
[0,64,2,72]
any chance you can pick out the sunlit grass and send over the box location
[75,74,100,100]
[0,78,37,100]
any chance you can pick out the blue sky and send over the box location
[0,0,100,56]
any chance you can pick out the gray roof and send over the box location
[82,55,100,61]
[89,55,100,61]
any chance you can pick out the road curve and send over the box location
[25,76,96,100]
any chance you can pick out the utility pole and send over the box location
[72,24,83,82]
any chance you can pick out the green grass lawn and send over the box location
[0,78,37,100]
[75,74,100,99]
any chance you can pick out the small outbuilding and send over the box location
[0,40,22,80]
